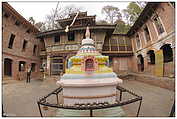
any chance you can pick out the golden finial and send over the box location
[85,26,90,38]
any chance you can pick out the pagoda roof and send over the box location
[37,24,116,38]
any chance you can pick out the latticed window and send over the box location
[125,38,132,51]
[110,39,118,51]
[117,38,125,51]
[103,36,132,52]
[153,14,165,35]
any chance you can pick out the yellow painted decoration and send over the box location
[155,50,164,77]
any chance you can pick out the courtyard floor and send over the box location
[2,78,175,117]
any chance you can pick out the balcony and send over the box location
[46,44,81,53]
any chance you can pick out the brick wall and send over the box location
[2,9,41,80]
[129,3,175,78]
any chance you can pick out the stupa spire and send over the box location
[85,26,90,38]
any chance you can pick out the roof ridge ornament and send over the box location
[65,12,79,32]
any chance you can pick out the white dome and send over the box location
[81,38,94,45]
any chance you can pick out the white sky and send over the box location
[8,1,130,23]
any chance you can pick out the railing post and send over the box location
[90,109,93,117]
[56,94,59,105]
[169,101,175,117]
[37,102,43,117]
[136,99,142,117]
[120,91,122,101]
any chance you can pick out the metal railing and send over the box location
[37,85,142,117]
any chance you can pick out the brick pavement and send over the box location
[2,78,175,117]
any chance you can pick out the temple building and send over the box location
[37,12,127,75]
[2,2,175,83]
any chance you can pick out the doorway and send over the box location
[137,54,144,72]
[4,58,13,76]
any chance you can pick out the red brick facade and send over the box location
[2,2,41,80]
[127,2,175,77]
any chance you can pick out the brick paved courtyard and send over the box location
[2,78,174,117]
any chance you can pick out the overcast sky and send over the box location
[8,1,130,23]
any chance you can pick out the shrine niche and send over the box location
[85,58,94,71]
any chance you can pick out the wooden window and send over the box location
[8,34,15,49]
[153,14,165,35]
[118,38,125,51]
[54,35,60,43]
[110,39,118,51]
[126,39,132,51]
[67,31,75,41]
[33,45,37,55]
[143,25,151,41]
[136,34,140,49]
[22,40,28,51]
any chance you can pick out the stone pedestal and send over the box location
[56,106,126,117]
[57,78,122,105]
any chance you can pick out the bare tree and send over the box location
[45,4,83,30]
[101,5,122,24]
[61,5,83,18]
